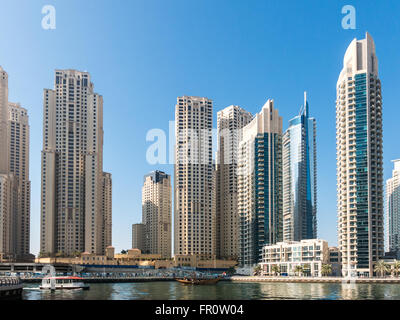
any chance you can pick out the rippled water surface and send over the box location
[22,281,400,300]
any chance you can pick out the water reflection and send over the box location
[22,282,400,300]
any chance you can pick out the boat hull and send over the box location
[40,285,90,290]
[176,278,220,285]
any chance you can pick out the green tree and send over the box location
[38,251,49,258]
[303,264,311,276]
[271,265,280,276]
[374,260,390,277]
[253,265,262,276]
[294,265,303,276]
[321,264,332,277]
[72,251,81,258]
[392,260,400,277]
[226,267,236,276]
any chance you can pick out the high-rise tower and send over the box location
[142,170,171,258]
[0,67,31,261]
[386,160,400,254]
[40,69,112,256]
[0,66,8,174]
[8,103,30,258]
[174,96,215,258]
[282,93,317,242]
[0,66,12,260]
[238,99,283,266]
[216,105,252,260]
[336,32,384,277]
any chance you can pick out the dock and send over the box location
[22,276,175,284]
[0,277,23,299]
[226,276,400,284]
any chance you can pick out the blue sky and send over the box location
[1,0,399,255]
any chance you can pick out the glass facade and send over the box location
[254,133,282,261]
[354,73,369,269]
[336,33,384,276]
[283,95,317,242]
[238,100,282,266]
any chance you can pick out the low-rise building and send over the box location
[328,247,342,276]
[260,239,331,277]
[35,247,236,271]
[174,254,236,270]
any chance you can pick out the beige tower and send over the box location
[216,105,252,260]
[238,99,283,266]
[0,66,11,260]
[336,32,384,277]
[0,66,8,174]
[142,171,171,258]
[0,67,31,262]
[386,160,400,254]
[132,223,145,251]
[102,172,112,250]
[174,96,215,258]
[41,69,112,256]
[8,103,30,259]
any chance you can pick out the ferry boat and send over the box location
[40,276,90,290]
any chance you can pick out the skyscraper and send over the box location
[8,103,30,259]
[102,172,112,250]
[336,32,384,277]
[386,160,400,254]
[0,67,31,262]
[282,93,317,242]
[238,99,283,266]
[216,105,252,260]
[174,96,215,258]
[41,69,112,256]
[0,66,12,260]
[132,223,145,251]
[142,170,171,258]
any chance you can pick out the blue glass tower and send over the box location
[282,92,317,242]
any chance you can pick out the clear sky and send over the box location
[1,0,399,255]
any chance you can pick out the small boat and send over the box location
[40,276,90,290]
[176,277,220,285]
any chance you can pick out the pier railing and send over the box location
[0,277,22,287]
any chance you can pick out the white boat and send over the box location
[40,276,90,290]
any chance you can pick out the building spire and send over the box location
[304,91,309,118]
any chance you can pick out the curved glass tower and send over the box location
[282,92,317,242]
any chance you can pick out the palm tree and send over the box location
[321,264,332,277]
[253,265,262,276]
[226,267,236,276]
[303,264,311,277]
[294,265,303,277]
[271,265,280,276]
[374,260,390,277]
[391,260,400,277]
[72,251,81,258]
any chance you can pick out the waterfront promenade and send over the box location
[19,273,400,284]
[228,276,400,284]
[22,275,175,283]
